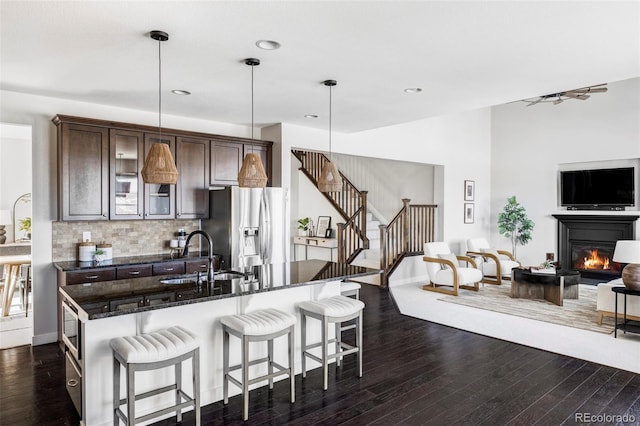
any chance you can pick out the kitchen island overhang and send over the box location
[59,260,380,426]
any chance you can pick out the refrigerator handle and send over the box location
[260,193,271,262]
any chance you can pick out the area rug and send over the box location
[439,283,615,334]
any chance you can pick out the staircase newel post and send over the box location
[360,191,368,249]
[337,223,345,264]
[380,224,388,287]
[402,198,411,253]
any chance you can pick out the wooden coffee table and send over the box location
[510,268,580,306]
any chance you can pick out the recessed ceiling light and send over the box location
[172,89,191,95]
[304,115,318,119]
[404,88,422,94]
[256,40,281,50]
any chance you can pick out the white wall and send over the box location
[0,89,254,345]
[491,77,640,267]
[340,108,493,254]
[0,123,32,243]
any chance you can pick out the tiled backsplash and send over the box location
[52,220,200,261]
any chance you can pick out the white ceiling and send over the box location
[1,1,638,133]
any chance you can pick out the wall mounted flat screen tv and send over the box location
[560,167,635,208]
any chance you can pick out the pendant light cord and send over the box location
[158,37,162,140]
[250,62,254,153]
[329,84,332,160]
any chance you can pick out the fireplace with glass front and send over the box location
[553,215,639,281]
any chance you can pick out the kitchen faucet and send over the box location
[182,230,216,283]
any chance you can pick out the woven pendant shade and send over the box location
[238,58,267,188]
[319,79,342,193]
[318,160,343,192]
[141,30,178,185]
[141,143,178,184]
[238,152,268,188]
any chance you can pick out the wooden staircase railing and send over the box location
[379,198,437,287]
[292,150,369,263]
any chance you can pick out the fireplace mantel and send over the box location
[553,214,639,280]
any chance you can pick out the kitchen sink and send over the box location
[214,272,244,280]
[159,275,202,285]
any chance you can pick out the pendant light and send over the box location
[238,58,268,188]
[318,79,343,192]
[141,30,178,185]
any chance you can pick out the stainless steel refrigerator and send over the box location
[203,186,288,270]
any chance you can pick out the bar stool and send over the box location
[341,281,361,299]
[340,281,361,332]
[110,326,201,425]
[221,308,296,421]
[297,295,365,390]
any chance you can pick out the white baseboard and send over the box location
[32,331,58,346]
[389,274,428,287]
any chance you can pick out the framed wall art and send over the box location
[464,180,475,201]
[464,203,474,224]
[316,216,331,237]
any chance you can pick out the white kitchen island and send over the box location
[59,260,379,426]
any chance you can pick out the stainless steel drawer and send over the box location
[65,351,82,415]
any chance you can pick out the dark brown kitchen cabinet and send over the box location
[110,129,144,220]
[210,139,272,187]
[176,136,210,218]
[144,133,176,219]
[54,115,273,221]
[185,258,216,273]
[56,122,109,221]
[246,143,272,187]
[152,261,185,275]
[65,268,116,285]
[210,140,243,186]
[115,264,152,280]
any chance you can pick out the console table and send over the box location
[293,236,338,262]
[613,286,640,338]
[511,268,580,306]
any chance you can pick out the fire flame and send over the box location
[581,249,610,270]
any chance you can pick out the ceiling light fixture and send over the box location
[404,88,422,93]
[304,115,318,119]
[237,58,268,188]
[172,89,191,95]
[317,80,343,193]
[141,30,178,185]
[256,40,281,50]
[522,83,607,106]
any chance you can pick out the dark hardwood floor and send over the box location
[1,284,639,425]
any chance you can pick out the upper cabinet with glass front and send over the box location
[109,129,144,220]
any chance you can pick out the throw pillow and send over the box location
[438,253,458,270]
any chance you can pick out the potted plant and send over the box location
[297,217,312,236]
[94,248,106,262]
[18,216,31,240]
[497,196,534,258]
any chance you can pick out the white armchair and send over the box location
[423,242,483,296]
[466,238,520,285]
[596,278,640,325]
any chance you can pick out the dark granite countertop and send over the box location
[60,259,380,321]
[53,252,212,271]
